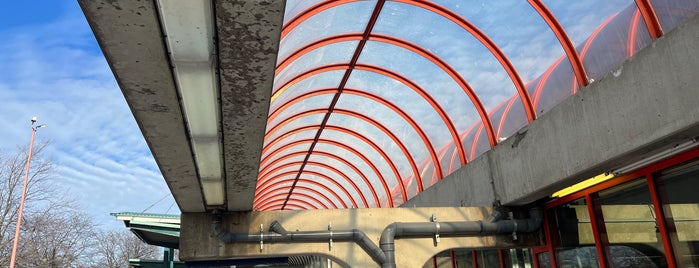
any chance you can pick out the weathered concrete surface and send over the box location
[78,0,205,211]
[180,207,540,267]
[81,0,285,212]
[405,14,699,207]
[215,0,285,211]
[403,153,496,207]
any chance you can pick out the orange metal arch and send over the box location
[532,56,565,111]
[278,2,536,124]
[258,196,320,211]
[274,61,467,167]
[628,9,642,58]
[261,126,407,202]
[281,0,357,39]
[258,147,380,207]
[387,0,536,123]
[264,203,308,211]
[268,88,443,182]
[527,0,589,88]
[264,108,421,193]
[257,168,367,208]
[261,145,392,207]
[495,96,519,139]
[255,178,350,209]
[255,186,339,210]
[273,64,348,101]
[274,64,495,150]
[633,0,663,39]
[258,194,324,210]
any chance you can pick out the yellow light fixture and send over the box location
[551,172,615,198]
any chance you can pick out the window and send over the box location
[595,178,667,267]
[657,161,699,267]
[551,198,601,267]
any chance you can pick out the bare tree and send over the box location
[0,142,53,267]
[92,229,161,268]
[0,144,168,267]
[14,202,95,268]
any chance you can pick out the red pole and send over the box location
[9,118,41,268]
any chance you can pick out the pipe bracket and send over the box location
[431,214,440,246]
[328,222,333,250]
[259,224,264,251]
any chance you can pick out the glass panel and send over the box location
[279,1,373,60]
[542,1,635,51]
[259,143,310,174]
[262,130,317,161]
[657,161,699,267]
[283,0,324,24]
[477,249,501,267]
[455,250,474,268]
[551,198,601,268]
[274,41,357,93]
[344,71,454,176]
[537,252,552,268]
[328,103,430,196]
[595,178,667,267]
[373,1,518,113]
[357,41,482,143]
[259,160,303,181]
[433,0,564,82]
[303,164,366,209]
[650,0,699,34]
[579,5,652,82]
[272,70,345,113]
[529,56,576,116]
[436,251,453,268]
[267,94,334,132]
[264,113,326,150]
[307,153,384,205]
[309,143,388,207]
[506,248,534,268]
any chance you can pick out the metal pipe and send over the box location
[212,218,387,265]
[211,208,542,267]
[379,208,542,268]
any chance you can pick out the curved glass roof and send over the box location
[254,0,699,210]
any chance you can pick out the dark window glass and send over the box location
[537,252,553,268]
[657,161,699,267]
[595,178,667,267]
[454,250,474,268]
[551,198,601,267]
[476,250,500,267]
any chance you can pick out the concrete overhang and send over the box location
[79,0,285,212]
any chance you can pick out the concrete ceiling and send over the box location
[79,0,285,212]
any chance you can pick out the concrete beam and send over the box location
[79,0,205,211]
[405,14,699,207]
[214,0,285,211]
[81,0,285,212]
[179,207,540,267]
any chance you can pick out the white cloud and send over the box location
[0,2,178,229]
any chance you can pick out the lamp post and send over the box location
[9,116,45,268]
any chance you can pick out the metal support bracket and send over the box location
[509,212,518,240]
[328,222,333,250]
[431,214,440,246]
[259,224,264,251]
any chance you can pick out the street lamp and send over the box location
[9,116,45,268]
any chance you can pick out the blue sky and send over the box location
[0,1,177,229]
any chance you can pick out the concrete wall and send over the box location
[179,207,539,267]
[404,14,699,207]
